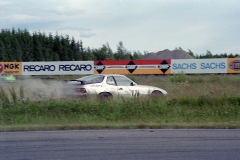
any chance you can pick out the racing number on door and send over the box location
[131,90,139,96]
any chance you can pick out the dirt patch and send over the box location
[140,49,194,59]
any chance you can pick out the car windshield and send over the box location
[77,75,104,84]
[113,75,135,86]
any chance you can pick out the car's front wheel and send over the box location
[98,92,112,99]
[151,90,162,97]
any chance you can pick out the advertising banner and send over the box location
[0,62,22,75]
[1,59,237,76]
[22,61,94,75]
[228,58,240,73]
[171,59,227,74]
[94,60,171,74]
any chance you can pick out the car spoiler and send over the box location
[62,80,86,85]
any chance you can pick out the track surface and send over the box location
[0,129,240,160]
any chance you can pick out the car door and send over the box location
[113,75,138,97]
[105,76,119,96]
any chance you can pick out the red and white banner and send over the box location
[94,60,171,74]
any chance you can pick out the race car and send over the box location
[0,74,16,82]
[62,74,167,98]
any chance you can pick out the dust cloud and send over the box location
[0,79,66,101]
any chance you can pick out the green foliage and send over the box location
[176,47,239,59]
[195,50,239,59]
[187,76,204,83]
[170,73,188,83]
[1,28,239,61]
[114,41,131,60]
[0,74,240,130]
[0,95,239,127]
[0,29,85,61]
[166,95,240,107]
[170,74,226,84]
[131,51,143,60]
[9,86,17,103]
[19,85,24,100]
[188,49,195,58]
[0,86,10,108]
[0,29,144,61]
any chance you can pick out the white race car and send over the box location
[62,74,167,98]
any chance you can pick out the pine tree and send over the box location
[46,33,54,61]
[0,41,6,61]
[32,33,44,61]
[132,51,143,60]
[114,41,131,60]
[60,36,69,61]
[105,43,114,60]
[21,29,33,61]
[3,30,14,61]
[188,49,195,58]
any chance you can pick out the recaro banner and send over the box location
[22,61,94,75]
[94,60,171,74]
[0,62,22,75]
[171,58,227,74]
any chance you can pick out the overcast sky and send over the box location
[0,0,239,55]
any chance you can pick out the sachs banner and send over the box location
[0,62,22,75]
[171,59,227,74]
[22,61,94,75]
[94,60,171,74]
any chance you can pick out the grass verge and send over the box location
[0,74,240,131]
[0,96,239,131]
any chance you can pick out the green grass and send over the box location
[0,74,240,131]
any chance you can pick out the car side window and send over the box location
[113,76,133,86]
[106,76,116,86]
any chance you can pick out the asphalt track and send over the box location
[0,129,240,160]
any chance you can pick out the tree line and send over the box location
[0,28,142,62]
[177,47,239,59]
[0,28,239,62]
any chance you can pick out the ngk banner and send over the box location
[0,62,22,75]
[22,61,94,75]
[94,60,171,74]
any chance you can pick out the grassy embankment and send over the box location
[0,74,240,131]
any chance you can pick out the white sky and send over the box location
[0,0,239,55]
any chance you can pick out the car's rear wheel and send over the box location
[98,92,112,99]
[151,90,162,97]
